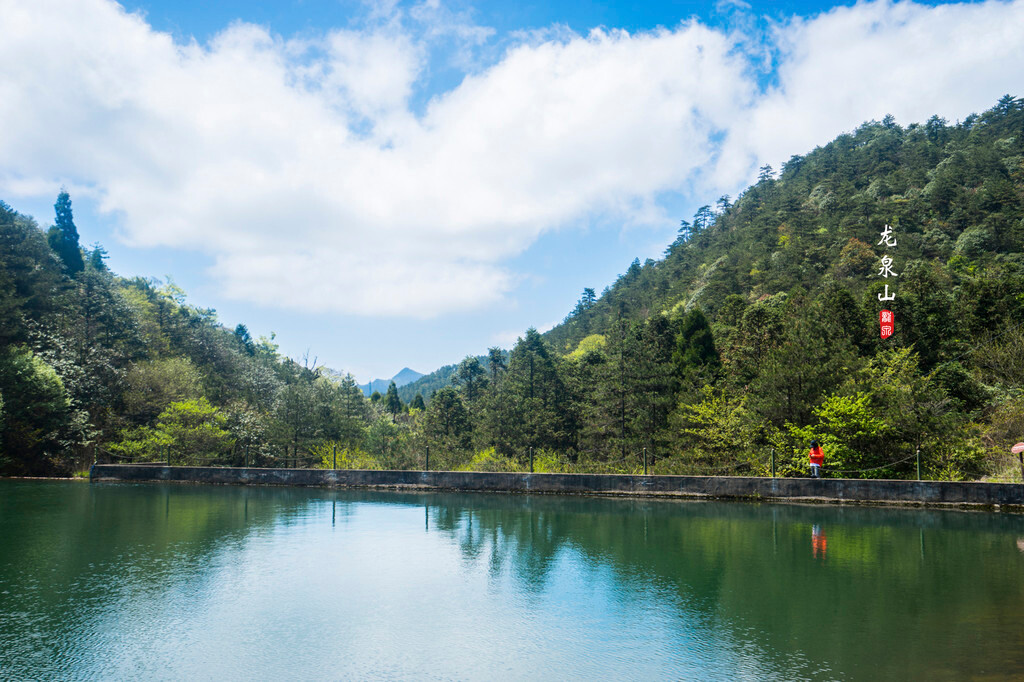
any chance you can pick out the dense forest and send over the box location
[2,96,1023,480]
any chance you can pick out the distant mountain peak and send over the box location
[359,367,424,396]
[391,367,423,384]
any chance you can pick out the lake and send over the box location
[1,479,1023,680]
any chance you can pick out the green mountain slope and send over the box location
[405,95,1024,480]
[546,97,1024,358]
[4,96,1023,481]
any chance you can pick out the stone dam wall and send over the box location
[89,465,1024,508]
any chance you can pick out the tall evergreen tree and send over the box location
[335,373,369,442]
[693,205,714,232]
[677,218,692,241]
[503,328,570,456]
[453,356,488,408]
[47,190,84,275]
[423,386,471,460]
[88,243,108,271]
[630,315,677,463]
[384,381,402,422]
[672,308,721,385]
[234,324,255,355]
[487,347,506,384]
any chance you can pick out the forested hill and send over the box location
[0,196,372,476]
[398,94,1023,481]
[3,96,1024,482]
[545,95,1024,362]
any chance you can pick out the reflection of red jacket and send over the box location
[809,446,824,466]
[812,531,827,558]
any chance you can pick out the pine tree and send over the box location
[487,347,506,384]
[234,324,255,355]
[47,190,84,275]
[678,218,692,240]
[421,386,470,465]
[669,308,722,403]
[673,308,720,379]
[630,315,677,463]
[384,381,402,422]
[88,243,108,271]
[453,356,488,407]
[693,205,714,232]
[336,374,369,446]
[503,328,570,456]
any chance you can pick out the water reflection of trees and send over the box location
[420,493,1024,679]
[4,483,1024,679]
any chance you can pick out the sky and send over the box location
[1,0,1023,382]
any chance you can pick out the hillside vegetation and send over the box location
[411,95,1024,479]
[2,96,1023,480]
[0,197,372,475]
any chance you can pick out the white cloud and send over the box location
[0,0,1022,317]
[489,329,525,349]
[712,0,1024,188]
[716,0,752,12]
[490,317,561,350]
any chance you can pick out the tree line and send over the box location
[2,95,1023,480]
[376,95,1024,480]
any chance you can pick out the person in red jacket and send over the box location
[809,440,824,478]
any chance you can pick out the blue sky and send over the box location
[2,0,1022,381]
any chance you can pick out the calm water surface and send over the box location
[1,480,1023,680]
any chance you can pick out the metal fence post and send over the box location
[643,447,648,476]
[529,447,534,473]
[333,443,337,470]
[916,447,921,481]
[426,445,430,472]
[771,448,776,478]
